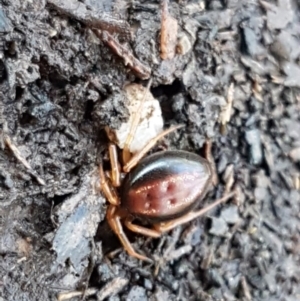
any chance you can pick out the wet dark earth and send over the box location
[0,0,300,300]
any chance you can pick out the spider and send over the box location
[99,83,235,262]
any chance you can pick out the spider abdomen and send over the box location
[121,150,212,222]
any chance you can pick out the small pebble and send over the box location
[254,187,268,202]
[242,26,265,58]
[245,128,263,165]
[126,285,147,301]
[289,147,300,162]
[105,84,163,154]
[150,287,170,301]
[177,32,192,55]
[209,217,229,236]
[221,206,240,224]
[0,8,12,33]
[144,278,153,291]
[97,263,114,283]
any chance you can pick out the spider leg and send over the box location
[123,124,184,173]
[99,163,120,206]
[204,139,219,186]
[124,216,161,238]
[154,191,236,233]
[108,144,121,187]
[106,205,152,262]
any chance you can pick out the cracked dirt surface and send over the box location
[0,0,300,300]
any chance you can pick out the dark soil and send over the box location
[1,0,300,300]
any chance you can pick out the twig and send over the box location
[219,82,234,134]
[47,0,152,79]
[96,277,129,301]
[240,276,252,301]
[160,0,178,60]
[95,30,151,80]
[4,135,45,185]
[47,0,130,39]
[205,139,219,186]
[57,288,98,301]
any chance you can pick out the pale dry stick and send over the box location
[201,247,214,269]
[252,77,263,102]
[4,136,45,185]
[240,276,252,301]
[160,0,178,60]
[96,277,129,301]
[204,139,219,186]
[57,288,98,301]
[166,245,192,261]
[122,79,152,164]
[223,164,235,195]
[294,173,300,190]
[219,82,234,134]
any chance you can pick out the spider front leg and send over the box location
[123,124,184,172]
[106,205,152,262]
[99,158,152,262]
[124,216,161,238]
[108,144,122,187]
[99,163,120,206]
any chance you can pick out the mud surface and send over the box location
[0,0,300,300]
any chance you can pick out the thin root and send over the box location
[95,30,151,80]
[4,135,45,185]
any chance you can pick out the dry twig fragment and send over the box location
[222,164,235,195]
[47,0,151,79]
[241,276,252,301]
[95,30,151,80]
[204,139,219,186]
[219,83,234,134]
[57,288,98,301]
[160,0,178,60]
[47,0,131,39]
[4,136,45,185]
[96,277,129,301]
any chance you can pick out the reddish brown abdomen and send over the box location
[121,150,212,222]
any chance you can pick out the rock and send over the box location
[254,187,268,202]
[105,84,164,154]
[265,1,294,30]
[241,26,265,58]
[126,285,147,301]
[282,62,300,88]
[245,128,263,165]
[97,263,114,283]
[209,217,229,236]
[289,147,300,162]
[221,206,240,224]
[0,8,12,33]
